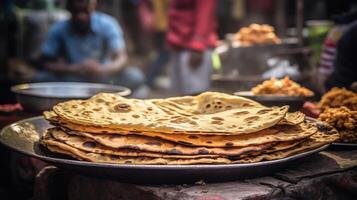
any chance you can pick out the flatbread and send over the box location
[44,145,232,165]
[235,122,340,163]
[43,130,220,159]
[64,123,316,148]
[230,138,306,160]
[47,128,275,156]
[279,111,305,125]
[43,124,338,165]
[51,92,289,135]
[45,112,316,148]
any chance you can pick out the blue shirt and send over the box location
[42,12,125,64]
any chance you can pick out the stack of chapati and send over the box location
[41,92,339,165]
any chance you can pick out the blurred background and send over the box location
[0,0,357,199]
[1,0,356,102]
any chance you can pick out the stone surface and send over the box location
[34,150,357,200]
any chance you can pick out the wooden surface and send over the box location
[33,150,357,200]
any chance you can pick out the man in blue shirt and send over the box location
[35,0,145,92]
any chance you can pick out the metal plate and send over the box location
[11,82,131,113]
[332,143,357,147]
[235,91,311,111]
[0,116,328,184]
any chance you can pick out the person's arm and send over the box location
[87,49,128,76]
[42,57,82,73]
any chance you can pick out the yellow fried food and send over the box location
[251,76,314,97]
[320,87,357,111]
[318,107,357,130]
[234,24,281,46]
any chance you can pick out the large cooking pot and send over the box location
[11,82,131,113]
[218,37,300,76]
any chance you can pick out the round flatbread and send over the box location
[51,92,289,135]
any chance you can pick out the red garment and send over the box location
[166,0,217,52]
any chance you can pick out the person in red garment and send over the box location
[166,0,217,95]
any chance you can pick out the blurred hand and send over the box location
[189,51,204,69]
[301,101,321,118]
[80,59,103,75]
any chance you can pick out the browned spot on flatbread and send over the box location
[132,114,140,118]
[211,117,224,121]
[189,121,198,125]
[93,107,102,111]
[244,116,260,122]
[211,121,224,125]
[188,135,198,139]
[95,98,105,103]
[167,149,182,154]
[83,141,96,148]
[234,111,250,115]
[82,111,93,116]
[257,108,273,114]
[198,149,209,154]
[114,103,131,112]
[225,142,234,147]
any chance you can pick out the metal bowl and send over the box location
[11,82,131,113]
[235,91,312,111]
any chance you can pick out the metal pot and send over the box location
[11,82,131,113]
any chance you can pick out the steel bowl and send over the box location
[234,91,312,111]
[11,82,131,113]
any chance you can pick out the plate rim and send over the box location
[0,116,329,170]
[331,142,357,147]
[11,82,131,98]
[234,91,313,101]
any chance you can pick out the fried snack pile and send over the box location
[234,24,281,46]
[40,92,338,165]
[319,107,356,130]
[251,76,314,97]
[318,88,357,143]
[320,87,357,111]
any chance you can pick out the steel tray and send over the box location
[0,116,328,184]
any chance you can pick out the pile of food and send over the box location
[233,24,281,46]
[40,92,338,165]
[318,88,357,143]
[320,87,357,111]
[251,77,314,97]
